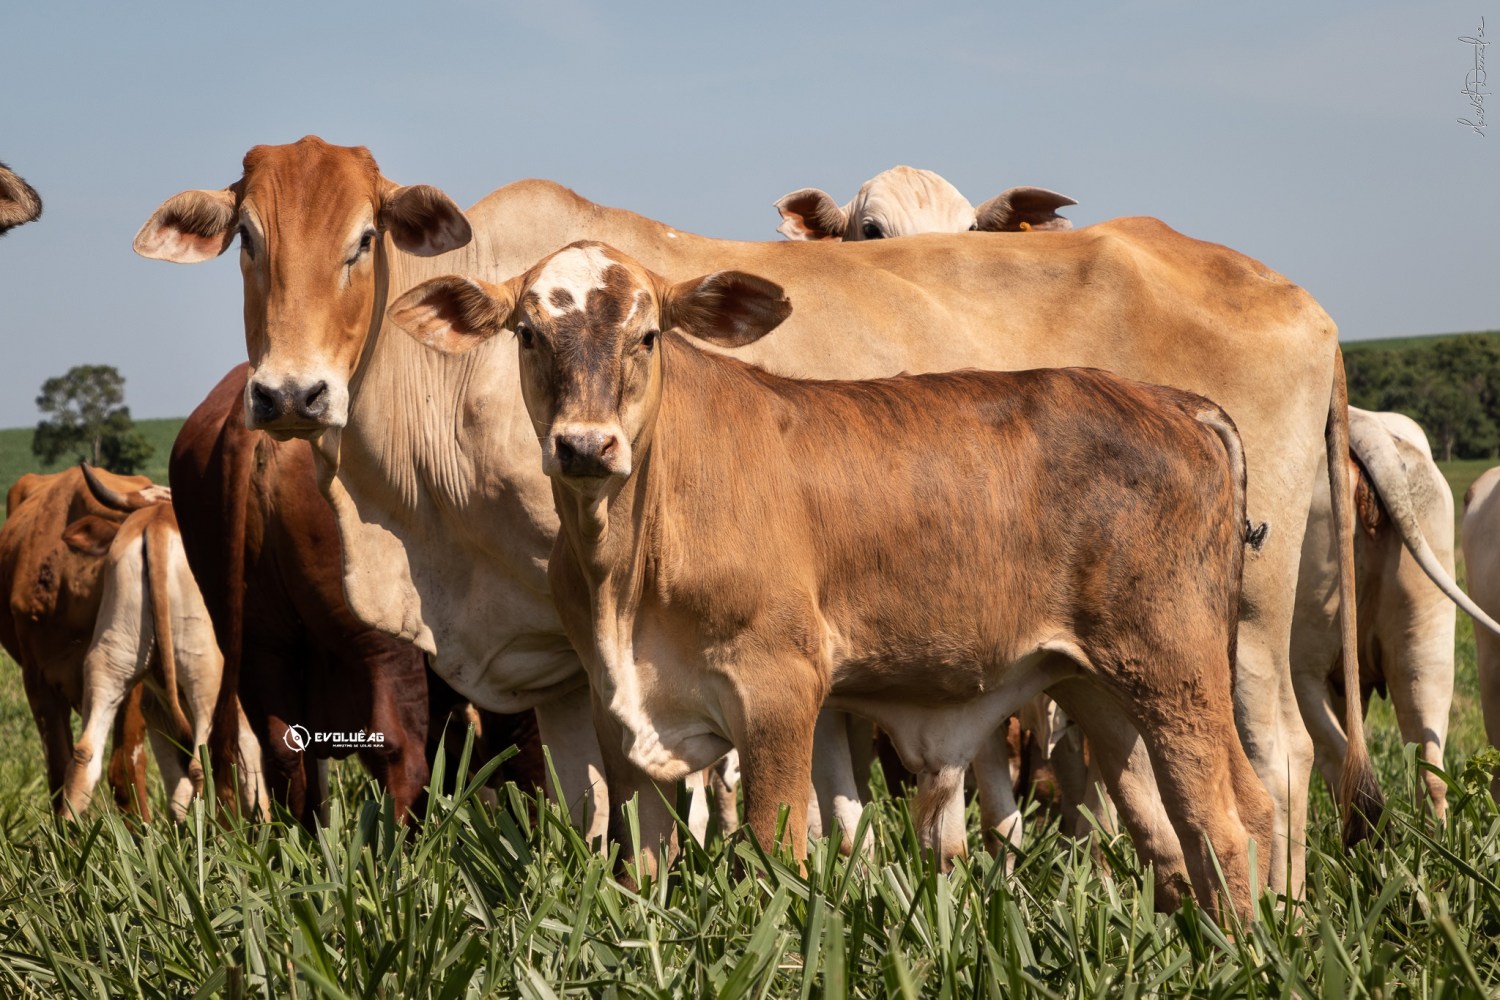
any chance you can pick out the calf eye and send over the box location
[516,324,535,349]
[968,223,980,232]
[861,221,884,240]
[642,330,658,352]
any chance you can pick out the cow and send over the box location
[387,242,1275,920]
[59,465,268,821]
[818,169,1480,829]
[775,166,1074,241]
[1461,465,1500,803]
[0,162,42,235]
[170,365,438,825]
[1,466,159,816]
[135,135,1368,893]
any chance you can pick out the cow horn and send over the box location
[1347,414,1500,636]
[79,461,147,512]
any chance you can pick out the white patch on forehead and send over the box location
[533,245,619,317]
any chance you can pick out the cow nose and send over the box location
[553,429,620,477]
[249,379,330,425]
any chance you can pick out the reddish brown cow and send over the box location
[171,365,443,824]
[390,242,1276,920]
[1,467,161,816]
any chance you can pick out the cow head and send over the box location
[387,241,790,498]
[134,136,472,438]
[775,166,975,241]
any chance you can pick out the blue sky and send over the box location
[0,1,1496,427]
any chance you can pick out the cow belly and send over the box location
[436,633,586,714]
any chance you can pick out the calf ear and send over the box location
[388,274,515,354]
[774,188,848,241]
[973,186,1077,232]
[134,188,238,262]
[62,515,121,557]
[663,271,792,348]
[380,184,472,257]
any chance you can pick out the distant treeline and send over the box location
[1344,333,1500,461]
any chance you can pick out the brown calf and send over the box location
[389,241,1275,920]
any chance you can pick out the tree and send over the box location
[32,365,154,474]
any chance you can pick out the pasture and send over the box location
[0,429,1496,995]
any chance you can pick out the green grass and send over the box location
[0,444,1497,995]
[1342,330,1500,354]
[0,418,184,520]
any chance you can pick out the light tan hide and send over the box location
[136,136,1369,891]
[1461,465,1500,803]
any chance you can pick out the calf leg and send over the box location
[61,645,139,819]
[591,698,676,879]
[1049,679,1192,907]
[1383,602,1454,820]
[914,765,969,869]
[728,686,819,860]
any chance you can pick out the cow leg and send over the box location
[108,682,151,821]
[231,699,270,819]
[811,710,868,856]
[971,724,1022,870]
[711,753,740,836]
[534,684,610,844]
[1048,679,1192,907]
[913,765,969,869]
[359,675,430,824]
[61,641,141,819]
[22,670,74,808]
[1383,601,1454,821]
[1291,656,1352,807]
[686,768,711,846]
[146,724,195,821]
[728,683,819,860]
[590,697,676,879]
[1478,622,1500,804]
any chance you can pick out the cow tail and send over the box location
[144,514,193,742]
[1328,347,1384,845]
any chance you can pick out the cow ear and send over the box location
[774,188,848,241]
[0,164,42,234]
[134,188,239,262]
[380,183,472,257]
[973,186,1077,232]
[662,271,792,348]
[62,515,121,557]
[388,274,515,354]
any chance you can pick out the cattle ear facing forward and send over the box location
[388,274,516,355]
[973,186,1077,233]
[660,271,793,348]
[773,188,849,241]
[134,188,239,263]
[379,183,473,257]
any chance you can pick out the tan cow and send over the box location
[775,165,1074,241]
[59,467,267,821]
[136,136,1370,893]
[388,242,1274,919]
[0,162,42,235]
[1461,465,1500,802]
[2,467,158,814]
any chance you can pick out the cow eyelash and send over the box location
[641,330,658,351]
[861,220,884,240]
[346,230,377,267]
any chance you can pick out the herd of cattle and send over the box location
[3,141,1500,922]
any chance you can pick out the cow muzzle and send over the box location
[545,424,631,480]
[244,373,348,438]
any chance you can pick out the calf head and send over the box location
[134,135,472,438]
[387,241,791,498]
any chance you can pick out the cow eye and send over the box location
[238,225,254,259]
[968,223,980,232]
[861,221,884,240]
[641,330,658,352]
[347,229,377,266]
[516,324,535,349]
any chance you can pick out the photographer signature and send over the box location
[1459,18,1488,135]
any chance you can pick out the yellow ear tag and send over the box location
[1019,221,1033,232]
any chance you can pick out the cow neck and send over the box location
[342,236,507,515]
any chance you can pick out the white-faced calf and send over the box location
[388,241,1274,920]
